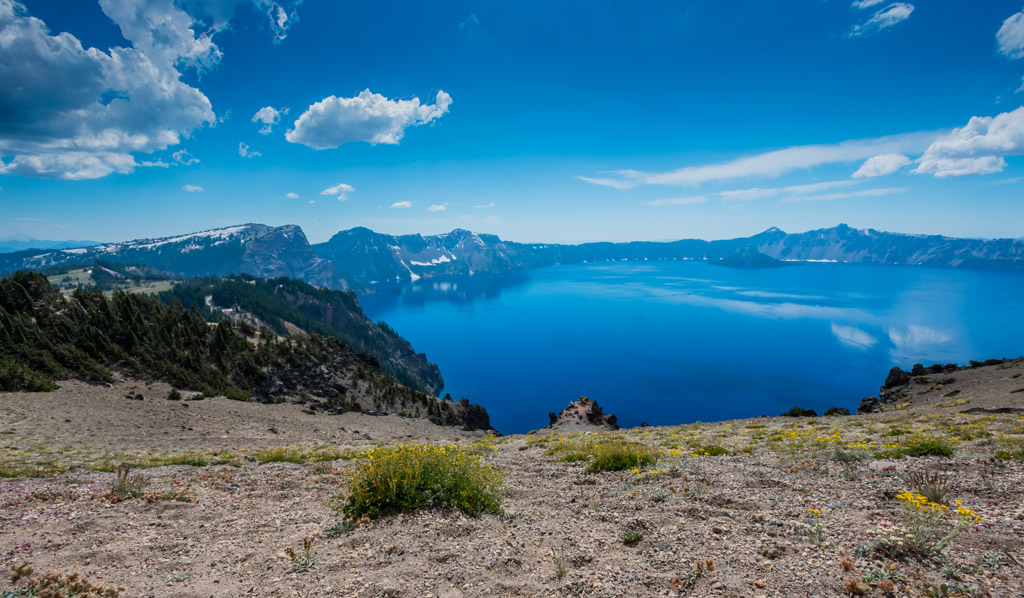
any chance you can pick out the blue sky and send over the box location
[2,0,1024,244]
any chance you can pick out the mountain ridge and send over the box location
[2,223,1022,292]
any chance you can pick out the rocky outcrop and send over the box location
[860,362,965,414]
[548,396,619,430]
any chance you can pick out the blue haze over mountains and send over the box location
[0,224,1022,293]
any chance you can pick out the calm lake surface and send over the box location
[359,262,1024,434]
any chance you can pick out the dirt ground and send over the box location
[0,360,1023,597]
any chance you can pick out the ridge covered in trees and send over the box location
[0,272,489,430]
[158,275,444,395]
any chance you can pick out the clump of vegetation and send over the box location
[333,443,504,522]
[284,536,323,573]
[546,437,657,472]
[105,464,148,501]
[782,407,818,417]
[166,388,182,401]
[6,562,123,597]
[671,559,714,591]
[895,491,980,556]
[907,470,949,505]
[619,530,644,545]
[878,439,954,459]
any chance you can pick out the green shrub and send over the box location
[782,407,818,417]
[167,388,182,401]
[335,443,504,521]
[877,439,954,459]
[547,437,658,472]
[223,386,252,402]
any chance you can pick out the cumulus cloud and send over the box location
[852,153,911,177]
[850,3,915,37]
[390,201,413,208]
[321,182,354,200]
[183,184,203,192]
[251,105,289,134]
[284,192,299,199]
[238,142,260,158]
[577,132,934,190]
[286,89,453,149]
[915,106,1024,177]
[997,9,1024,59]
[426,203,447,212]
[0,0,302,180]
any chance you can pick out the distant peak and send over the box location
[761,226,784,234]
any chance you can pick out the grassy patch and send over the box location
[547,437,658,472]
[252,446,356,464]
[878,439,954,459]
[334,443,504,521]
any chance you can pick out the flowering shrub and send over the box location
[547,437,658,472]
[335,443,504,521]
[896,491,980,556]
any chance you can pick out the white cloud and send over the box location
[783,187,908,202]
[251,105,289,134]
[284,192,300,199]
[888,325,952,347]
[172,149,199,166]
[851,0,886,8]
[647,180,867,206]
[474,202,496,209]
[915,106,1024,177]
[459,13,479,29]
[321,182,354,201]
[647,196,710,207]
[183,184,203,192]
[308,199,315,204]
[238,142,260,158]
[577,132,934,189]
[0,0,300,180]
[391,201,413,208]
[852,153,911,178]
[998,10,1024,59]
[831,324,877,349]
[286,89,452,149]
[851,3,915,37]
[426,203,447,212]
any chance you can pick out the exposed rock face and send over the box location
[548,396,619,430]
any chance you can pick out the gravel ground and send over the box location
[1,360,1023,597]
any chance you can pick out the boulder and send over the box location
[884,367,910,388]
[823,407,851,416]
[911,364,927,376]
[857,396,881,414]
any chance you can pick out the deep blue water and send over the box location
[359,262,1024,434]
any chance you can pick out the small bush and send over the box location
[548,438,658,472]
[907,470,949,505]
[108,463,148,500]
[167,388,182,401]
[335,443,504,521]
[782,407,818,417]
[223,386,252,402]
[901,439,954,458]
[619,530,644,545]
